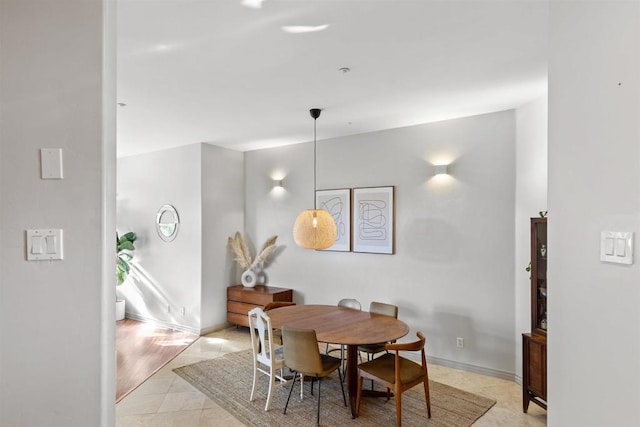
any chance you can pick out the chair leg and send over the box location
[395,385,402,427]
[283,370,298,414]
[423,379,431,418]
[340,345,348,382]
[250,361,258,402]
[265,365,276,411]
[316,377,321,426]
[337,367,347,406]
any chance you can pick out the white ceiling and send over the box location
[116,0,548,158]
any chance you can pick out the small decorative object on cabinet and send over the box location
[522,216,547,412]
[226,284,293,327]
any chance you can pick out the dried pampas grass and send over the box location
[227,232,278,270]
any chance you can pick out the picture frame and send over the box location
[316,188,351,252]
[352,186,395,254]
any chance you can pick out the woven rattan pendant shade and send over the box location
[292,109,337,250]
[293,208,337,249]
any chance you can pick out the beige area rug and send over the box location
[174,350,495,426]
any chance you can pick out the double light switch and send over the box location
[600,231,633,265]
[26,229,63,260]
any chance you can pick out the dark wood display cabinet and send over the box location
[522,217,547,412]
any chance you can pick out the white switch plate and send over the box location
[41,148,63,179]
[600,231,633,265]
[26,229,64,260]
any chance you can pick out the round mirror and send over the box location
[156,205,180,242]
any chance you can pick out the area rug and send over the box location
[173,350,495,426]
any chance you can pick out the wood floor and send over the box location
[116,318,198,402]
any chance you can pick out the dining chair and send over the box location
[325,298,361,379]
[282,325,347,425]
[248,307,287,411]
[264,301,296,344]
[263,301,306,398]
[355,331,431,426]
[358,301,398,361]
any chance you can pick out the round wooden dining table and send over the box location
[268,304,409,418]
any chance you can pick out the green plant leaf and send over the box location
[121,231,137,242]
[118,241,135,251]
[116,231,136,284]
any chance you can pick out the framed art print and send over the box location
[353,186,394,254]
[316,188,351,251]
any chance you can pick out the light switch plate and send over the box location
[600,231,633,265]
[41,148,63,179]
[26,229,64,260]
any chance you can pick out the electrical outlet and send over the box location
[167,304,171,313]
[181,306,186,316]
[456,337,464,348]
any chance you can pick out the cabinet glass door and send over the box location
[531,217,547,335]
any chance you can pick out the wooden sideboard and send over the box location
[226,284,293,327]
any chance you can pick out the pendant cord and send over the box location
[313,117,317,209]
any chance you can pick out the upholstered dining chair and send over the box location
[358,301,399,361]
[325,298,361,378]
[355,331,431,427]
[282,325,347,425]
[248,307,287,411]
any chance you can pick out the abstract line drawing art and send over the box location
[353,186,394,254]
[316,189,351,252]
[358,199,387,240]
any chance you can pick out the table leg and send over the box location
[346,344,359,418]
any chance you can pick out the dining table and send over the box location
[268,304,409,418]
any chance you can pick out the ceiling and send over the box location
[116,0,548,158]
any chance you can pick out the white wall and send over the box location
[514,96,548,381]
[246,110,517,376]
[118,144,203,332]
[201,144,244,332]
[548,2,640,425]
[117,143,244,333]
[0,0,115,426]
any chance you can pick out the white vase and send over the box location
[241,269,258,287]
[116,299,125,321]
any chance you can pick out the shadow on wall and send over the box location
[404,218,460,262]
[420,307,475,358]
[419,307,514,373]
[118,262,200,326]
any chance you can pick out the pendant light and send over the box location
[292,108,337,249]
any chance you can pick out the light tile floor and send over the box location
[116,327,547,426]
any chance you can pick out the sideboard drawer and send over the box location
[226,284,293,326]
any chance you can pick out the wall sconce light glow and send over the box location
[282,24,330,34]
[434,164,449,175]
[273,179,283,189]
[152,43,180,53]
[242,0,264,8]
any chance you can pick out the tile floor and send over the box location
[116,327,547,426]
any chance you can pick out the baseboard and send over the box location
[392,350,518,382]
[125,312,200,335]
[199,322,234,336]
[425,355,518,382]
